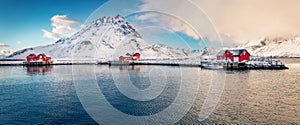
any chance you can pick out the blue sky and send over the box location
[1,0,299,52]
[0,0,209,52]
[0,0,107,50]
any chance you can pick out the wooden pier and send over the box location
[221,62,288,70]
[24,61,53,66]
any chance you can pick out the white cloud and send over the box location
[0,43,8,47]
[137,1,201,40]
[42,15,81,40]
[0,43,13,56]
[51,15,80,36]
[138,0,300,45]
[136,12,200,40]
[0,50,14,56]
[136,0,223,47]
[42,29,60,41]
[192,0,300,43]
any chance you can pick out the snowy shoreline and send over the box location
[0,58,290,70]
[0,59,201,66]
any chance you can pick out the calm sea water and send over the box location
[0,59,299,124]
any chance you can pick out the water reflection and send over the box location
[0,63,298,124]
[26,66,53,75]
[74,65,200,124]
[225,69,250,74]
[98,73,179,116]
[114,66,178,115]
[109,65,141,71]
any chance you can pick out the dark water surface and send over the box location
[0,59,299,124]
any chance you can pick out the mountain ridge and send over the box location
[240,36,300,57]
[7,15,203,60]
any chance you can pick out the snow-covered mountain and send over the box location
[8,15,203,60]
[240,36,300,57]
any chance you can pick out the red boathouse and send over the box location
[217,49,251,63]
[119,53,141,62]
[26,53,53,65]
[26,54,37,62]
[36,54,52,62]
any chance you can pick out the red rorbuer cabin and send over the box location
[26,54,37,62]
[119,53,141,62]
[36,54,52,62]
[26,53,53,65]
[217,49,250,63]
[119,56,133,61]
[132,53,141,61]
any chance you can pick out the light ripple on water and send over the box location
[0,58,299,124]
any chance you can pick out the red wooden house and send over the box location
[217,49,250,63]
[36,54,52,62]
[26,54,37,62]
[119,56,132,61]
[26,53,52,65]
[119,53,141,62]
[132,53,141,61]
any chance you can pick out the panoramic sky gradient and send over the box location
[1,0,300,53]
[0,0,107,50]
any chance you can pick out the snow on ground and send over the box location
[0,61,23,65]
[137,59,202,66]
[240,36,300,57]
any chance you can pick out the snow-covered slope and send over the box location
[0,50,14,58]
[141,43,203,59]
[240,37,300,57]
[8,15,202,60]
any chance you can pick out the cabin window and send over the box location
[234,57,239,62]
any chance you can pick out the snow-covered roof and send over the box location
[216,50,226,56]
[217,49,250,56]
[228,49,247,56]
